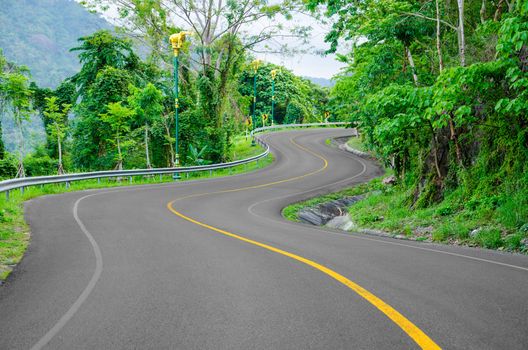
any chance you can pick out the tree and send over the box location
[81,0,307,162]
[128,83,164,169]
[238,62,327,126]
[31,80,76,158]
[70,30,140,99]
[43,97,71,174]
[3,72,32,177]
[0,51,10,160]
[307,0,524,210]
[100,102,135,170]
[72,66,134,170]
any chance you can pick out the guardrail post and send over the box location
[20,187,24,195]
[159,174,163,182]
[66,181,70,189]
[186,172,189,179]
[5,190,9,201]
[256,159,259,167]
[209,170,212,176]
[129,176,132,183]
[97,178,100,184]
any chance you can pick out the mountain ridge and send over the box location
[0,0,111,88]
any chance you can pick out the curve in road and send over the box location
[0,128,527,350]
[167,136,440,350]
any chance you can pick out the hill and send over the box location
[303,76,335,88]
[0,0,111,88]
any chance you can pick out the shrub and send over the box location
[435,205,453,217]
[24,154,57,176]
[504,234,522,250]
[475,228,503,249]
[0,155,17,179]
[496,191,528,230]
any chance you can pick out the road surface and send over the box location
[1,129,527,350]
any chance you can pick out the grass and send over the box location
[0,137,272,282]
[282,178,385,222]
[346,136,367,152]
[283,172,528,254]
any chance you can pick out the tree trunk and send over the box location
[436,0,444,72]
[57,133,64,175]
[448,118,463,165]
[480,0,487,23]
[116,132,123,171]
[15,113,25,178]
[428,121,443,179]
[457,0,466,66]
[144,123,151,169]
[406,46,419,86]
[0,121,4,159]
[494,0,505,21]
[163,120,175,167]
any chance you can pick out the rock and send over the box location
[298,195,365,227]
[338,195,365,206]
[520,238,528,248]
[298,209,326,226]
[326,214,356,231]
[469,228,482,238]
[382,175,397,185]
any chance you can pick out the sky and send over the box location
[89,1,346,79]
[255,33,347,79]
[252,15,347,79]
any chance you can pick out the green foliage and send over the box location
[238,63,329,126]
[24,149,57,176]
[0,155,17,180]
[308,0,528,218]
[70,30,140,98]
[475,228,503,249]
[188,145,211,165]
[100,101,135,166]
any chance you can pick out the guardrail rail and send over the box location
[0,122,347,199]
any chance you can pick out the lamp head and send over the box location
[169,31,193,54]
[250,59,262,73]
[270,69,280,80]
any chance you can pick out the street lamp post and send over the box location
[169,31,191,179]
[250,59,261,146]
[270,69,279,126]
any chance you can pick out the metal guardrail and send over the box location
[0,122,346,199]
[251,122,347,137]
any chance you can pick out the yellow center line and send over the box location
[167,135,441,350]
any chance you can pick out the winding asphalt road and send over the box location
[1,129,527,350]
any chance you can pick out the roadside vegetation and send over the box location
[299,0,528,251]
[284,136,528,253]
[346,137,367,153]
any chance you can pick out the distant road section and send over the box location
[0,129,527,350]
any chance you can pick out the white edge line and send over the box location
[30,193,103,350]
[25,129,300,349]
[246,139,528,273]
